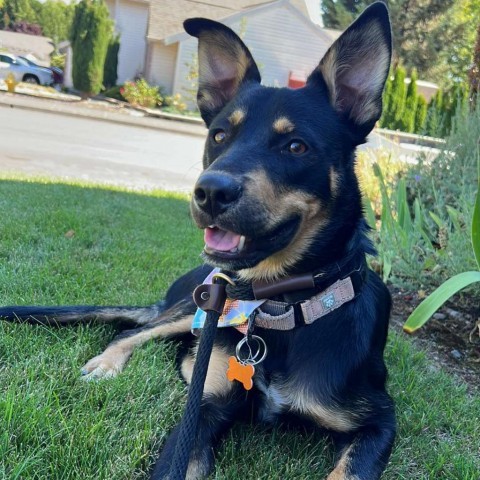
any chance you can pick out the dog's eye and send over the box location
[287,140,307,155]
[213,130,227,144]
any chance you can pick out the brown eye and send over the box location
[213,130,226,144]
[288,140,307,155]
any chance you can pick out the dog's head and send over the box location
[185,2,391,281]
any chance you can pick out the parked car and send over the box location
[0,53,54,86]
[18,55,64,86]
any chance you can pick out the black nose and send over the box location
[193,172,242,216]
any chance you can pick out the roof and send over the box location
[147,0,277,41]
[0,30,53,65]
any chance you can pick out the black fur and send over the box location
[0,3,396,479]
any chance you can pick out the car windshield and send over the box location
[15,57,30,66]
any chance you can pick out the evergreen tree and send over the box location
[387,66,406,130]
[70,0,112,96]
[399,69,418,133]
[414,95,428,134]
[103,34,119,89]
[379,70,393,128]
[425,90,444,137]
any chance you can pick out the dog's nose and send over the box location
[193,173,242,216]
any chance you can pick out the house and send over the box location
[0,30,53,66]
[105,0,340,101]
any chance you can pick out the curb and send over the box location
[0,91,208,138]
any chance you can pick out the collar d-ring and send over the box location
[212,272,236,286]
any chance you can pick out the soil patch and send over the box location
[389,286,480,390]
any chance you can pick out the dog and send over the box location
[0,3,396,479]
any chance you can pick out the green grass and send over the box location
[0,178,479,479]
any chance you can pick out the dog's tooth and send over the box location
[230,247,238,253]
[238,235,246,252]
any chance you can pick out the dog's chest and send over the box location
[255,375,289,423]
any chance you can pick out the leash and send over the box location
[166,259,367,479]
[167,273,230,479]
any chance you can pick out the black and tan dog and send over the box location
[0,3,396,479]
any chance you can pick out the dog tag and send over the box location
[226,334,268,390]
[226,356,255,390]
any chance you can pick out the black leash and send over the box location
[167,274,229,479]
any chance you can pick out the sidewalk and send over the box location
[0,89,207,138]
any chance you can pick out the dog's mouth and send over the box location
[202,217,300,267]
[204,227,246,255]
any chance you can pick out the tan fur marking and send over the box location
[327,445,359,480]
[81,314,193,378]
[238,170,328,282]
[330,166,340,197]
[284,386,358,432]
[228,109,246,126]
[181,345,233,396]
[273,116,295,134]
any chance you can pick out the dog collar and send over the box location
[192,260,367,332]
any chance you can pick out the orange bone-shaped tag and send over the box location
[226,356,255,390]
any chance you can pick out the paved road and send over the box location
[0,105,206,193]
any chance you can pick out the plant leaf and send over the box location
[403,271,480,333]
[472,154,480,268]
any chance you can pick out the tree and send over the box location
[103,33,119,89]
[399,68,418,133]
[469,23,480,98]
[0,0,41,29]
[390,66,407,130]
[414,94,428,134]
[37,0,75,49]
[70,0,112,96]
[321,0,463,84]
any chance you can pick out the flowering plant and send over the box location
[120,79,162,108]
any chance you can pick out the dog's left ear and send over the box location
[184,18,261,126]
[308,2,392,140]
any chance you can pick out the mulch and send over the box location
[389,286,480,390]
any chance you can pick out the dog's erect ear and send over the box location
[184,18,261,125]
[308,2,392,139]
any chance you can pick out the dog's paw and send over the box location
[80,353,124,381]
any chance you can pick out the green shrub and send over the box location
[367,98,480,291]
[103,34,119,89]
[50,53,66,70]
[120,79,162,108]
[103,84,124,101]
[70,0,112,96]
[398,68,418,133]
[162,93,187,114]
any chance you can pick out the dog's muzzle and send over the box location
[193,172,243,218]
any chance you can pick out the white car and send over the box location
[0,53,54,86]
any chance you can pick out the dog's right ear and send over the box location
[184,18,261,126]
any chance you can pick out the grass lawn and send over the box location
[1,178,479,480]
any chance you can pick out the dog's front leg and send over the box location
[81,300,195,380]
[328,403,396,480]
[151,343,251,479]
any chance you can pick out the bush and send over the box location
[365,98,480,291]
[50,53,66,70]
[120,79,162,108]
[162,93,187,113]
[103,34,119,89]
[70,0,112,96]
[103,85,125,101]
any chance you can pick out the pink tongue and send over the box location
[204,227,241,252]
